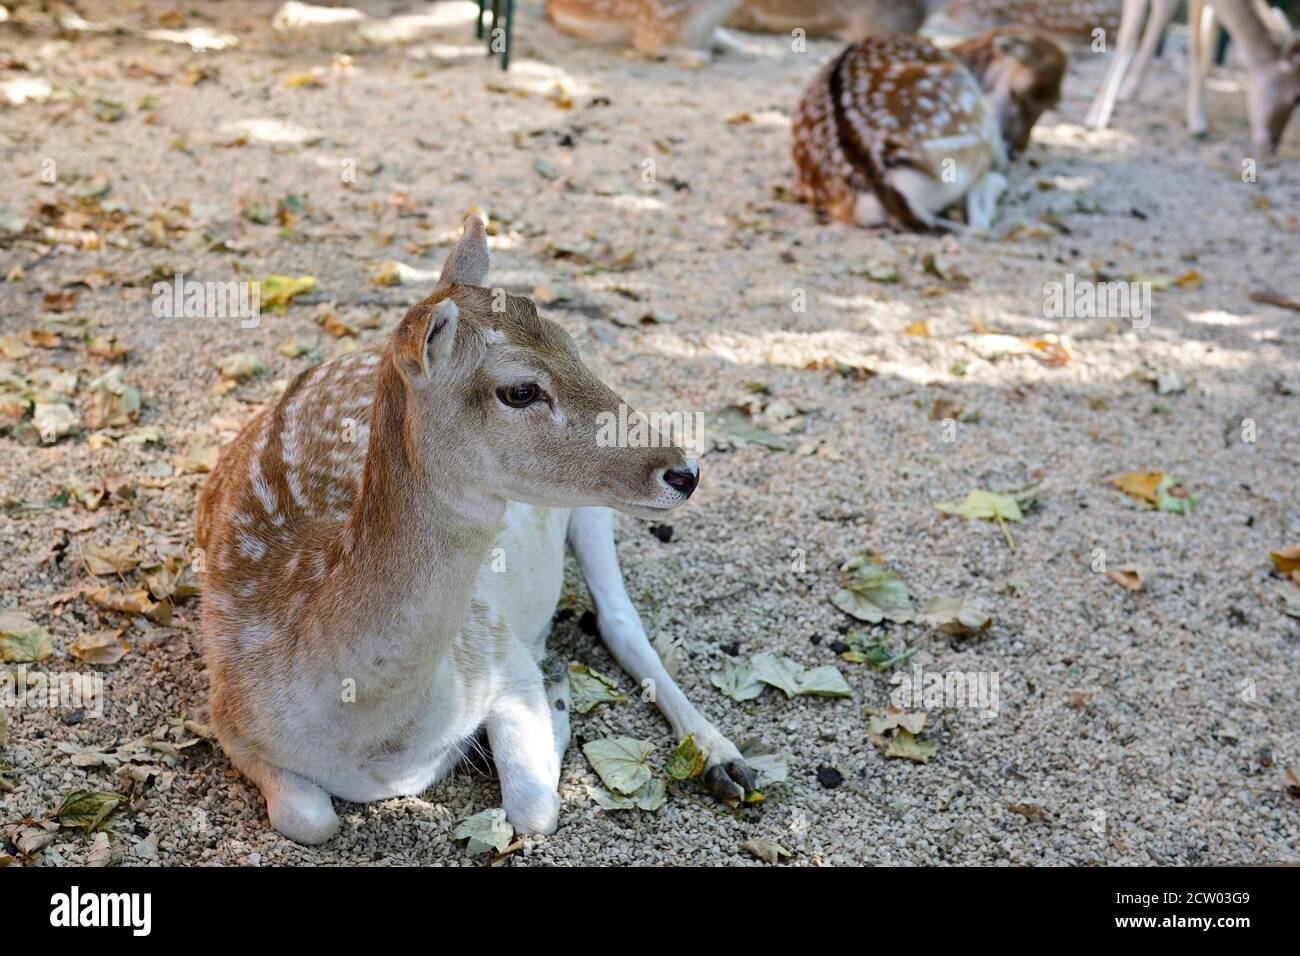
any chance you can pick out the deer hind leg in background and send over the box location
[566,506,757,803]
[1118,0,1180,100]
[1087,0,1152,128]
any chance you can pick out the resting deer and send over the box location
[926,0,1122,42]
[545,0,744,55]
[727,0,945,41]
[791,30,1064,231]
[1087,0,1299,153]
[195,217,754,845]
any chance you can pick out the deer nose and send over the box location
[661,460,699,498]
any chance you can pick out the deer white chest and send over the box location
[304,503,572,803]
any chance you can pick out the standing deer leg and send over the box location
[1188,0,1213,135]
[1087,0,1152,128]
[1120,0,1179,100]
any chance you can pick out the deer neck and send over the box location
[337,360,504,661]
[1213,0,1283,70]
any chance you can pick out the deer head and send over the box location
[1247,52,1300,154]
[954,27,1067,158]
[376,216,698,520]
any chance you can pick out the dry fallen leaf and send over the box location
[85,587,173,626]
[1105,563,1148,591]
[86,831,114,867]
[1268,547,1300,579]
[70,629,128,665]
[0,610,55,663]
[80,540,141,576]
[1111,471,1198,513]
[260,275,316,312]
[82,367,141,430]
[176,439,220,474]
[1111,470,1163,505]
[217,352,265,382]
[920,596,992,636]
[1285,767,1300,798]
[739,838,791,864]
[868,708,927,736]
[883,728,939,763]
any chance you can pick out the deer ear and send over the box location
[436,214,489,289]
[395,298,459,378]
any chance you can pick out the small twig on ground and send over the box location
[1249,289,1300,313]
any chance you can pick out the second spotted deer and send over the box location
[926,0,1122,41]
[791,30,1065,231]
[195,217,755,845]
[545,0,743,55]
[727,0,946,40]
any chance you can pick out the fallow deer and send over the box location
[545,0,744,56]
[726,0,946,41]
[791,30,1064,232]
[1087,0,1299,153]
[952,28,1069,156]
[195,216,755,845]
[926,0,1122,42]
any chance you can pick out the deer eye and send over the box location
[497,382,542,408]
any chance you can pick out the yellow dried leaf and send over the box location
[1111,471,1164,506]
[1268,547,1300,576]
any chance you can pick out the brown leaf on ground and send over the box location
[80,539,141,576]
[85,587,173,626]
[176,439,220,474]
[69,629,129,665]
[1105,564,1147,591]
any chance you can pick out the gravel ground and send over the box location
[1,1,1298,867]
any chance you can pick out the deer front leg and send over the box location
[487,651,563,836]
[567,506,756,803]
[1187,0,1212,137]
[1119,0,1176,101]
[222,736,340,845]
[1086,0,1150,129]
[964,169,1007,234]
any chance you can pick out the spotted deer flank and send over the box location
[195,216,756,845]
[791,33,1010,232]
[927,0,1121,42]
[727,0,945,40]
[545,0,743,54]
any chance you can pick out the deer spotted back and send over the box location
[791,33,1002,229]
